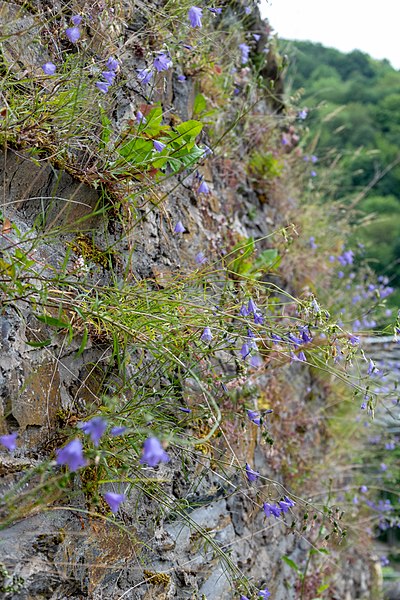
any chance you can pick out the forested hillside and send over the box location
[282,40,400,308]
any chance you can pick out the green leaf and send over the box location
[282,555,301,574]
[143,106,163,136]
[36,314,70,329]
[76,327,89,357]
[193,93,207,116]
[25,339,52,348]
[117,138,153,164]
[317,583,330,593]
[173,120,203,144]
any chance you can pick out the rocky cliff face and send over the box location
[0,1,380,598]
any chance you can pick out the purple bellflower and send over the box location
[42,62,56,75]
[0,432,18,451]
[245,6,252,14]
[71,15,82,25]
[239,304,249,317]
[263,502,282,518]
[247,409,261,426]
[259,589,271,599]
[96,81,110,94]
[197,180,209,194]
[195,251,207,264]
[174,221,185,233]
[135,110,147,124]
[140,437,170,467]
[137,68,153,85]
[253,33,261,41]
[78,417,107,446]
[201,326,213,343]
[110,426,127,436]
[106,57,118,71]
[102,70,116,84]
[245,463,259,482]
[208,7,223,14]
[177,74,186,81]
[153,53,172,72]
[240,343,250,359]
[188,6,203,27]
[65,26,81,43]
[103,492,126,513]
[153,140,166,152]
[56,438,87,472]
[239,43,250,64]
[240,596,250,600]
[298,109,308,120]
[250,354,263,368]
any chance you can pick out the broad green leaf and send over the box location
[193,93,207,116]
[118,138,153,164]
[173,120,203,143]
[317,583,330,593]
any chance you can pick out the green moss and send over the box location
[68,234,116,270]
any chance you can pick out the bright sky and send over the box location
[259,0,400,70]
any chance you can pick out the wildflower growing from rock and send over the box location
[103,492,126,513]
[78,417,107,446]
[177,74,186,81]
[259,589,271,599]
[96,81,110,94]
[153,140,166,152]
[245,463,259,482]
[0,432,18,451]
[153,52,172,72]
[65,26,81,43]
[56,439,87,472]
[174,221,185,233]
[71,15,82,25]
[239,43,250,64]
[106,57,118,71]
[140,437,170,467]
[110,426,127,436]
[247,409,261,426]
[188,6,203,27]
[42,62,56,75]
[137,68,153,85]
[201,326,213,343]
[208,7,222,13]
[298,108,308,120]
[253,33,261,41]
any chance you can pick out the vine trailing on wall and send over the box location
[0,1,399,598]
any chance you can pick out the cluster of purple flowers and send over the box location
[96,57,119,94]
[66,15,82,44]
[263,496,295,518]
[240,298,264,325]
[137,52,172,86]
